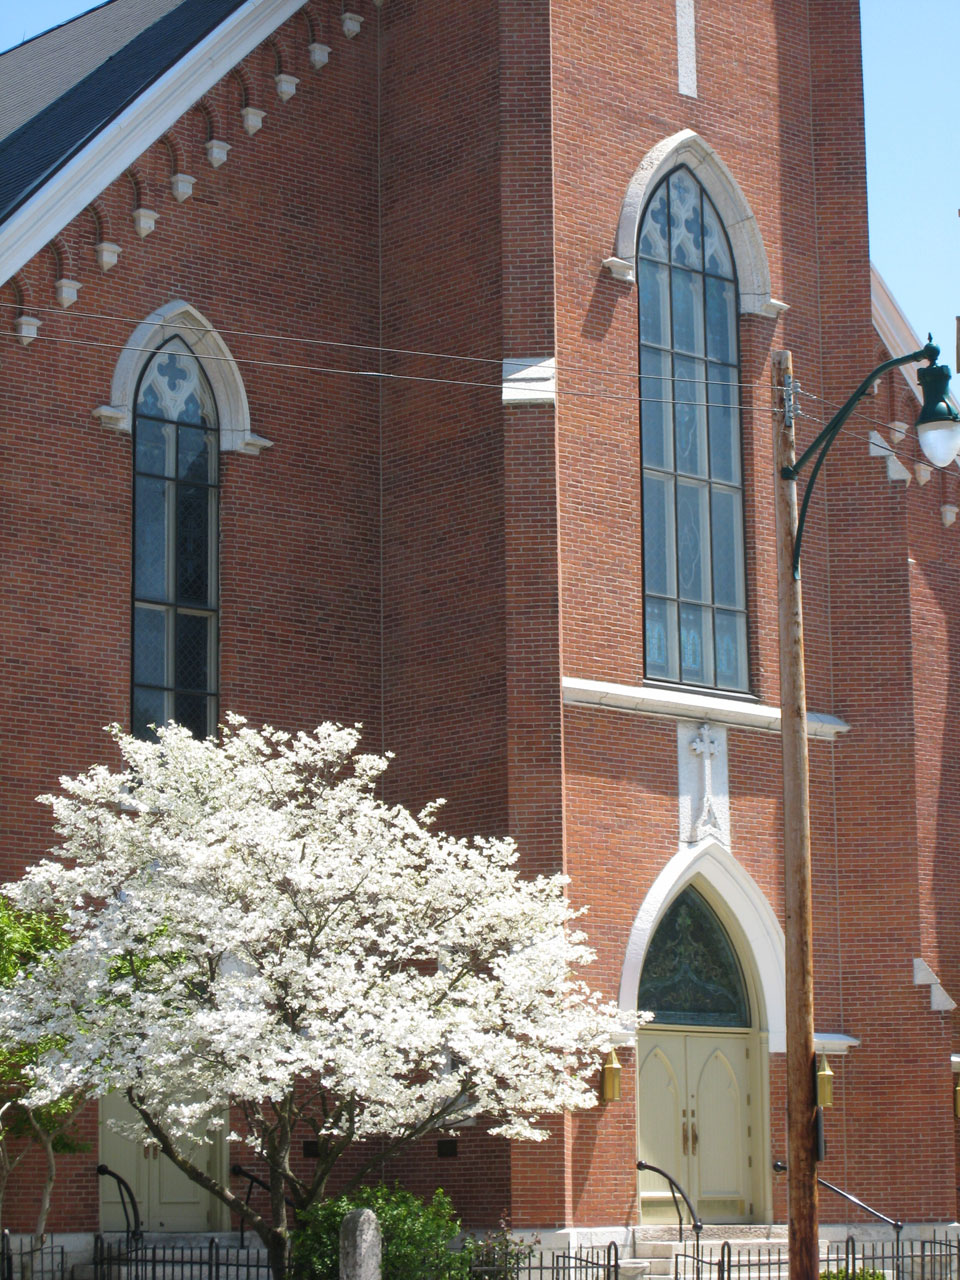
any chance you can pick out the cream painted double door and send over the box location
[100,1092,226,1233]
[637,1029,757,1224]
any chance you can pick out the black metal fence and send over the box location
[673,1234,960,1280]
[1,1232,67,1280]
[82,1238,619,1280]
[88,1237,274,1280]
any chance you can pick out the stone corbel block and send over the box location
[96,241,121,272]
[942,504,958,528]
[15,315,41,345]
[205,139,231,168]
[55,278,81,309]
[341,12,363,37]
[274,73,299,102]
[93,405,129,432]
[913,957,957,1011]
[242,107,266,135]
[170,173,195,202]
[887,419,908,444]
[602,256,635,284]
[133,207,157,238]
[915,462,932,485]
[309,42,331,68]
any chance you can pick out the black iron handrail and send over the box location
[97,1162,143,1242]
[636,1160,702,1247]
[230,1163,295,1248]
[773,1160,903,1278]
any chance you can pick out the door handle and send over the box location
[682,1121,688,1155]
[691,1121,699,1155]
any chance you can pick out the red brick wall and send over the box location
[4,0,958,1240]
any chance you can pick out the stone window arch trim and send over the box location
[94,299,270,455]
[605,129,788,319]
[618,839,787,1052]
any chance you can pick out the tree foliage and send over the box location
[0,718,631,1268]
[0,897,81,1234]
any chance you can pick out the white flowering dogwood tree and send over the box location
[1,719,632,1277]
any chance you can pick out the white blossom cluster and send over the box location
[1,718,632,1177]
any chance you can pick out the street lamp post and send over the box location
[771,341,959,1280]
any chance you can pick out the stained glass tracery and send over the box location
[637,886,750,1027]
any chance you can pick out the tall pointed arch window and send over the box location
[132,337,219,739]
[639,167,748,691]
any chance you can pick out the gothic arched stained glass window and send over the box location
[132,337,219,740]
[637,886,749,1027]
[638,167,748,691]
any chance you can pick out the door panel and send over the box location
[100,1093,220,1232]
[689,1042,748,1213]
[637,1042,685,1219]
[637,1031,756,1224]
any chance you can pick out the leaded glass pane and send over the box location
[174,692,210,740]
[639,185,669,261]
[639,260,671,348]
[715,610,748,690]
[705,276,737,364]
[674,356,707,476]
[702,195,734,279]
[178,424,217,484]
[669,170,702,269]
[136,419,175,478]
[642,474,676,597]
[637,887,749,1027]
[175,612,213,693]
[134,605,169,685]
[676,481,710,601]
[134,476,170,600]
[641,347,673,470]
[707,365,740,484]
[176,484,214,606]
[644,597,678,682]
[671,268,704,356]
[132,685,167,741]
[711,488,745,609]
[680,602,713,684]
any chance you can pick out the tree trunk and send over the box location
[28,1114,56,1239]
[266,1231,288,1280]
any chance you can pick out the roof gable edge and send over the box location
[0,0,304,287]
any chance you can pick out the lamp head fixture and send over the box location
[915,341,960,468]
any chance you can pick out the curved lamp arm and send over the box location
[782,342,938,579]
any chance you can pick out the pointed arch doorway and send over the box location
[636,885,766,1224]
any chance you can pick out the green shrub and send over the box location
[291,1184,471,1280]
[819,1269,887,1280]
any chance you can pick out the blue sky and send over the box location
[1,1,957,369]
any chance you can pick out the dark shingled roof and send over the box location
[0,0,250,229]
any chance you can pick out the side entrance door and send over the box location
[637,1029,756,1223]
[100,1093,226,1232]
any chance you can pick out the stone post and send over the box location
[340,1208,382,1280]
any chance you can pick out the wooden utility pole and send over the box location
[771,350,819,1280]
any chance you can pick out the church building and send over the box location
[2,0,958,1252]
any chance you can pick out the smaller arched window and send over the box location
[638,166,748,691]
[132,337,219,739]
[637,886,749,1027]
